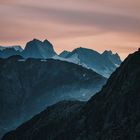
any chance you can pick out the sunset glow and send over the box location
[0,0,140,60]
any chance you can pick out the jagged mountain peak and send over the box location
[102,50,120,58]
[31,38,41,42]
[102,50,122,66]
[72,47,99,54]
[102,50,121,57]
[59,50,71,58]
[29,39,54,49]
[23,39,57,58]
[43,39,53,44]
[102,50,113,55]
[114,52,119,55]
[25,39,46,48]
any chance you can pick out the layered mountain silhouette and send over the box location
[0,39,121,77]
[2,49,140,140]
[59,47,121,77]
[0,55,106,138]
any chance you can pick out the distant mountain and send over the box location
[3,49,140,140]
[0,39,57,59]
[22,39,57,58]
[0,46,23,58]
[59,50,70,58]
[0,39,121,77]
[102,50,121,66]
[59,47,121,77]
[0,46,23,52]
[0,55,106,138]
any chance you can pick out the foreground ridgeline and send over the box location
[2,49,140,140]
[0,39,121,77]
[0,56,106,138]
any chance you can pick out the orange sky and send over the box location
[0,0,140,60]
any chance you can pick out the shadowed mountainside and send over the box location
[0,55,106,138]
[2,49,140,140]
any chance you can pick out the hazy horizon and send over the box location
[0,0,140,59]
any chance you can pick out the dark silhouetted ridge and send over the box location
[0,56,106,138]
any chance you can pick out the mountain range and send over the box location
[2,49,140,140]
[59,47,121,77]
[0,39,121,77]
[0,46,23,58]
[0,38,122,138]
[0,55,106,138]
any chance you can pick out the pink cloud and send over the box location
[0,0,140,59]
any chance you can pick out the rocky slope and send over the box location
[2,49,140,140]
[0,55,106,138]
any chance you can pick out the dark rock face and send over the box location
[82,50,140,140]
[2,49,140,140]
[0,56,106,138]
